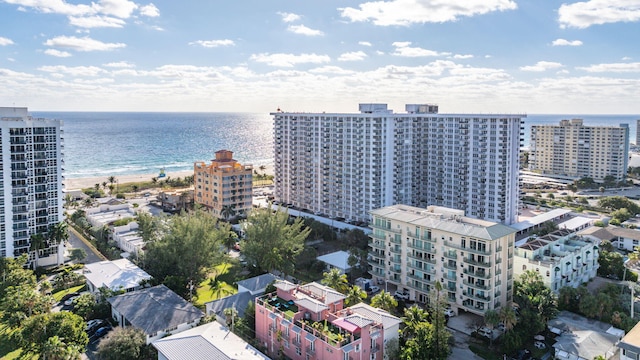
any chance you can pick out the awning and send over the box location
[305,333,317,342]
[332,318,360,333]
[281,319,291,326]
[292,325,302,334]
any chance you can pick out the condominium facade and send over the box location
[0,107,64,266]
[194,150,253,219]
[255,280,400,360]
[513,229,600,293]
[530,119,629,182]
[637,119,640,146]
[368,204,517,316]
[273,103,524,225]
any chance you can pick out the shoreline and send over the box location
[64,164,274,190]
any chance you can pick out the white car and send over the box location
[64,296,79,306]
[534,341,546,349]
[478,327,493,338]
[367,286,381,294]
[444,309,455,317]
[394,290,410,300]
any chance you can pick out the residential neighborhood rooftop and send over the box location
[83,258,151,291]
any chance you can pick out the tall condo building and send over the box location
[637,119,640,146]
[194,150,253,219]
[530,119,629,182]
[369,204,516,315]
[0,107,64,266]
[273,104,525,225]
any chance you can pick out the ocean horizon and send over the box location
[32,111,639,179]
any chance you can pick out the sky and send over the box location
[1,0,640,114]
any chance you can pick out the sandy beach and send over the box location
[63,163,274,190]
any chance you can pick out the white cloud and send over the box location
[309,66,356,75]
[38,65,106,77]
[577,62,640,72]
[104,61,135,68]
[520,61,564,72]
[44,49,72,57]
[359,41,372,47]
[559,0,640,29]
[189,39,235,48]
[93,0,138,18]
[552,38,583,46]
[44,36,126,51]
[287,24,324,36]
[68,15,126,28]
[0,37,14,46]
[338,51,367,61]
[453,54,474,59]
[622,56,632,61]
[3,0,94,16]
[250,53,331,67]
[340,0,517,26]
[391,42,449,57]
[139,3,159,17]
[278,12,301,22]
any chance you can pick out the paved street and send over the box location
[67,226,104,264]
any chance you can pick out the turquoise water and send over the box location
[32,112,639,179]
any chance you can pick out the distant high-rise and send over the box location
[194,150,253,219]
[0,107,64,266]
[530,119,629,182]
[636,119,640,145]
[272,103,525,225]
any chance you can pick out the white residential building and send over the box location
[273,103,524,224]
[112,221,145,257]
[0,107,64,267]
[514,229,600,293]
[368,204,517,316]
[85,203,136,228]
[83,258,152,293]
[530,119,629,182]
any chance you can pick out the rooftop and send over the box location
[511,208,572,231]
[235,273,279,293]
[83,259,151,291]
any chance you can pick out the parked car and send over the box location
[444,309,456,317]
[367,286,380,295]
[534,341,546,349]
[478,327,493,338]
[90,326,111,343]
[64,296,80,306]
[394,290,410,300]
[86,319,103,332]
[60,292,80,303]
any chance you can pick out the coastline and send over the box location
[63,163,274,190]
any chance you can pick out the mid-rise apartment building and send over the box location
[255,280,400,360]
[636,119,640,146]
[273,103,524,225]
[530,119,629,182]
[369,204,516,316]
[513,229,600,293]
[0,107,64,266]
[194,150,253,219]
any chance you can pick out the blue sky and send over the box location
[1,0,639,114]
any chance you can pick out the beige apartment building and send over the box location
[530,119,629,182]
[369,204,516,316]
[194,150,253,219]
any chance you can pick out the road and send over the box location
[67,226,104,264]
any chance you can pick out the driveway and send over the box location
[67,226,104,264]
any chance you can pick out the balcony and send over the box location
[463,257,491,267]
[463,279,491,290]
[463,269,491,279]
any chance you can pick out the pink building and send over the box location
[255,280,400,360]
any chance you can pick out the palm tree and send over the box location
[29,233,47,269]
[223,307,238,329]
[402,305,429,339]
[151,177,158,185]
[94,183,100,192]
[48,222,69,247]
[108,184,115,196]
[102,181,108,191]
[499,306,517,332]
[208,274,232,300]
[42,335,74,360]
[108,176,116,188]
[344,285,366,306]
[220,204,237,221]
[259,165,267,174]
[131,185,139,196]
[321,268,349,294]
[370,291,398,312]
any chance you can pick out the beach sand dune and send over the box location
[63,164,273,190]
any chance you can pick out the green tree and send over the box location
[370,290,397,312]
[344,285,366,306]
[220,204,237,221]
[514,270,558,328]
[72,293,96,320]
[30,233,47,269]
[41,335,82,360]
[223,307,239,329]
[1,283,52,326]
[483,309,500,341]
[19,312,88,358]
[96,327,148,360]
[400,321,434,360]
[142,208,230,298]
[402,305,429,339]
[499,306,517,332]
[598,196,640,214]
[321,268,349,294]
[242,206,310,277]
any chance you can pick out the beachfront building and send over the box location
[529,119,629,182]
[369,204,516,316]
[272,103,524,225]
[194,150,253,219]
[255,279,400,360]
[513,229,600,293]
[0,107,64,267]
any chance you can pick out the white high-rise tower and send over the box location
[1,107,64,267]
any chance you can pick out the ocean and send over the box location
[32,112,639,179]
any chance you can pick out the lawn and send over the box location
[194,263,238,306]
[0,320,26,359]
[52,284,86,302]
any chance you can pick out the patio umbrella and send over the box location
[534,335,545,341]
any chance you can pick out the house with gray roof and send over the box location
[108,284,204,344]
[579,225,640,252]
[550,311,624,360]
[153,321,269,360]
[236,273,278,295]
